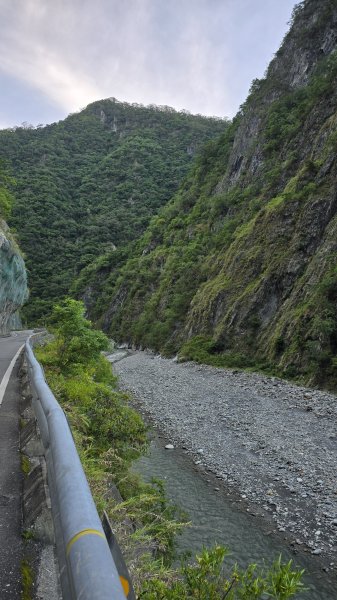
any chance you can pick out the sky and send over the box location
[0,0,298,129]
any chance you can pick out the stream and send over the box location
[109,350,337,598]
[133,432,336,599]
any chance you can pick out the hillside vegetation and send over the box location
[0,100,225,321]
[79,0,337,390]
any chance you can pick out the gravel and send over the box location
[113,351,337,565]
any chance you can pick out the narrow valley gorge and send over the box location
[1,1,337,597]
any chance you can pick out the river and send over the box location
[110,350,337,598]
[133,432,336,599]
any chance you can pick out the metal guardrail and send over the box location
[25,339,132,600]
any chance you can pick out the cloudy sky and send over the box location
[0,0,298,128]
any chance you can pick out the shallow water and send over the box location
[133,435,337,599]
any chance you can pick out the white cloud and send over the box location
[0,1,102,111]
[0,0,298,122]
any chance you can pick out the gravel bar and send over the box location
[112,351,337,569]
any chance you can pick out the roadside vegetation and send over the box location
[35,298,304,597]
[35,298,186,585]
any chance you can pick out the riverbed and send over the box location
[110,350,337,596]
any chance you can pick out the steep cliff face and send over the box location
[214,0,337,193]
[0,221,28,334]
[92,0,337,389]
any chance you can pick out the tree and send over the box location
[49,298,109,369]
[0,160,15,219]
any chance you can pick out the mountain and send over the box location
[0,100,225,321]
[80,0,337,389]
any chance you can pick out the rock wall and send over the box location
[0,220,28,334]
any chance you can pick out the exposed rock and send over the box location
[0,221,28,334]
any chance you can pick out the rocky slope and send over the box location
[0,220,28,334]
[87,0,337,389]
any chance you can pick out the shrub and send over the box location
[140,546,304,599]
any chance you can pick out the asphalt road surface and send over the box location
[0,331,33,598]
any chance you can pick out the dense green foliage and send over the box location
[0,99,225,321]
[82,1,337,389]
[47,298,109,369]
[36,299,147,482]
[0,161,14,220]
[36,300,304,596]
[140,548,304,599]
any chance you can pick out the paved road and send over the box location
[0,331,33,598]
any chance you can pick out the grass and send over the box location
[21,559,33,600]
[21,454,31,477]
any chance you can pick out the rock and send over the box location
[311,548,322,555]
[165,444,174,450]
[0,227,28,334]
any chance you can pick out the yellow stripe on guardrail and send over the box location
[66,528,106,555]
[67,529,130,596]
[120,576,130,595]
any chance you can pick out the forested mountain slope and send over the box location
[0,100,224,320]
[82,0,337,389]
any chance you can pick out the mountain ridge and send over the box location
[0,98,225,321]
[81,0,337,389]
